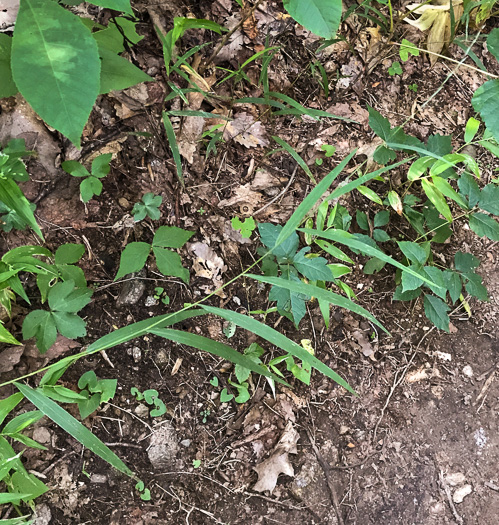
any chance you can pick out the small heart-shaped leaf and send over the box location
[209,377,219,387]
[150,398,166,417]
[130,387,143,401]
[143,389,159,405]
[220,388,233,403]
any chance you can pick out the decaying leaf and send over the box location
[223,112,269,148]
[188,242,227,295]
[404,0,463,65]
[253,420,299,493]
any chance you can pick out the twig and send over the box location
[373,351,417,441]
[439,470,463,524]
[201,0,265,72]
[254,165,298,216]
[305,428,344,525]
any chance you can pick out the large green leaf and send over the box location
[87,0,132,14]
[283,0,342,38]
[15,383,134,477]
[11,0,101,147]
[472,80,499,142]
[151,329,286,384]
[469,212,499,240]
[0,34,17,97]
[152,247,190,283]
[115,242,150,280]
[201,305,356,394]
[98,46,152,94]
[487,28,499,62]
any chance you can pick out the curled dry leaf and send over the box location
[253,420,299,493]
[404,0,463,65]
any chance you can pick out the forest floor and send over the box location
[1,1,499,524]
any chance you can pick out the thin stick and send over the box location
[439,470,463,524]
[305,428,344,525]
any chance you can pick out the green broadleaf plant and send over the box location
[62,153,112,203]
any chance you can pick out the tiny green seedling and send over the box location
[77,371,117,419]
[61,153,112,203]
[153,287,170,305]
[135,480,151,501]
[220,388,234,403]
[231,216,256,238]
[130,388,167,417]
[192,459,201,469]
[209,376,219,387]
[408,83,418,92]
[200,409,210,423]
[316,144,336,165]
[132,193,162,222]
[388,61,402,76]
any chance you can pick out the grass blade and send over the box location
[300,228,441,289]
[201,305,355,394]
[273,136,316,184]
[276,150,356,245]
[247,273,387,334]
[162,112,184,187]
[151,328,287,385]
[15,383,134,477]
[86,310,205,353]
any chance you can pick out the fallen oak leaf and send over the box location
[253,420,299,493]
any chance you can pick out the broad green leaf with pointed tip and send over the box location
[153,226,195,248]
[283,0,342,38]
[11,0,101,147]
[55,244,85,265]
[423,294,450,331]
[115,242,150,280]
[152,247,189,283]
[469,212,499,240]
[472,79,499,142]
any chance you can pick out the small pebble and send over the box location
[446,472,466,486]
[90,474,108,484]
[462,365,473,377]
[180,439,191,448]
[453,484,472,503]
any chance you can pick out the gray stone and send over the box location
[116,271,146,306]
[147,422,179,470]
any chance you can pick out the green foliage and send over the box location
[2,0,150,147]
[153,287,170,305]
[231,216,256,238]
[61,153,112,203]
[399,39,419,61]
[132,193,163,222]
[388,61,402,76]
[77,371,117,419]
[22,280,92,353]
[130,388,166,417]
[115,225,194,281]
[283,0,342,39]
[0,139,42,239]
[158,17,225,76]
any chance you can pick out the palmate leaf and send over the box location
[15,383,134,477]
[11,0,101,147]
[151,329,286,384]
[201,305,355,394]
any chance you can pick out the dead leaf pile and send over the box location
[188,242,227,295]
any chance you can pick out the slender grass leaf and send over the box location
[272,136,316,184]
[162,112,184,186]
[86,309,205,353]
[0,179,43,240]
[421,179,452,222]
[15,383,134,477]
[276,150,356,245]
[248,273,387,333]
[201,305,356,394]
[151,329,286,384]
[166,110,231,119]
[0,393,23,426]
[300,228,441,289]
[11,0,101,147]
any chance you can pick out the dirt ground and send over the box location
[1,1,499,524]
